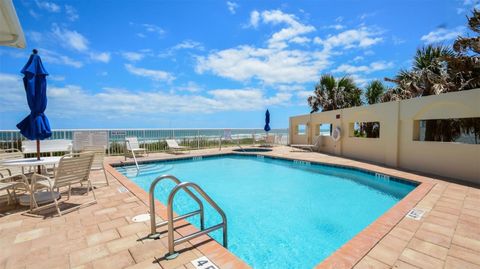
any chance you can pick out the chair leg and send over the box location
[88,180,97,200]
[6,189,11,205]
[68,184,72,200]
[103,169,109,186]
[51,190,62,216]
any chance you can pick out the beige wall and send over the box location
[289,89,480,184]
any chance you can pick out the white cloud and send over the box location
[314,27,383,50]
[90,52,111,63]
[0,73,290,118]
[173,81,203,93]
[392,36,406,45]
[35,1,60,12]
[226,1,239,14]
[359,12,376,20]
[0,73,27,112]
[421,26,464,43]
[350,74,370,87]
[261,10,315,48]
[248,10,260,28]
[198,10,384,85]
[29,9,40,19]
[196,45,329,84]
[0,48,82,68]
[122,52,145,62]
[40,49,84,68]
[333,61,394,74]
[353,56,364,62]
[125,64,175,82]
[158,40,204,58]
[324,24,345,30]
[296,90,312,99]
[129,22,166,38]
[65,5,79,21]
[52,25,89,52]
[27,31,43,43]
[172,40,203,50]
[50,75,65,81]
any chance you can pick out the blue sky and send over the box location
[0,0,477,129]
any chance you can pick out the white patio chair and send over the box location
[82,146,109,186]
[0,149,30,205]
[166,139,190,154]
[30,152,95,216]
[125,137,148,160]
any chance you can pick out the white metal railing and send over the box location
[0,128,289,156]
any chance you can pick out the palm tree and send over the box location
[448,9,480,91]
[364,80,386,105]
[385,45,455,140]
[308,74,362,113]
[386,45,455,97]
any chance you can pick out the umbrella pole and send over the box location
[36,139,41,173]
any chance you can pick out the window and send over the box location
[413,117,480,144]
[349,122,380,138]
[297,124,306,135]
[315,123,332,136]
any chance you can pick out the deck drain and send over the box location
[191,256,218,269]
[406,208,426,220]
[117,186,129,193]
[132,214,150,223]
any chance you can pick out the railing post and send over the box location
[197,130,200,149]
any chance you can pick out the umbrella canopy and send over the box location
[264,109,271,132]
[16,49,52,141]
[0,0,26,48]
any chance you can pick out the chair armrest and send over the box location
[0,168,12,177]
[31,173,54,190]
[0,172,29,187]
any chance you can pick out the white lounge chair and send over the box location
[290,136,321,152]
[166,139,189,154]
[125,137,148,160]
[22,139,72,156]
[30,152,96,216]
[82,146,109,186]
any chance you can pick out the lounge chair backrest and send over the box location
[0,149,24,176]
[312,136,321,146]
[125,137,140,151]
[54,152,94,188]
[22,139,72,154]
[166,139,180,148]
[82,146,106,170]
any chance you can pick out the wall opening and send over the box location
[349,122,381,138]
[413,117,480,144]
[296,124,307,135]
[315,123,332,136]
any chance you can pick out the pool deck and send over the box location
[0,146,478,269]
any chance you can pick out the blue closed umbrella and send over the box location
[16,49,52,161]
[264,109,271,132]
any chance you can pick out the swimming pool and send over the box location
[116,154,416,268]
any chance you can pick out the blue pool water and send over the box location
[116,154,416,269]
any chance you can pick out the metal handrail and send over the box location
[165,181,227,260]
[148,175,205,239]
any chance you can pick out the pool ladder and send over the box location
[148,175,228,260]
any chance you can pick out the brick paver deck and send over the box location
[0,146,478,269]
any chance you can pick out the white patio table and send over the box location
[0,157,61,207]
